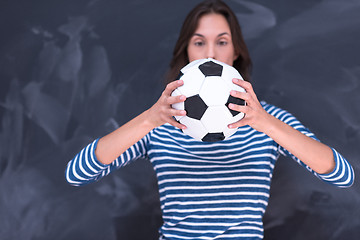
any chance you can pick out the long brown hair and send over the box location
[166,0,252,84]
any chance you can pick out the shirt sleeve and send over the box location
[65,133,151,186]
[263,102,355,188]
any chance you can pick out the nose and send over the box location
[206,44,215,59]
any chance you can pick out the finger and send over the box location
[232,78,260,101]
[164,80,184,95]
[167,94,186,105]
[232,78,254,92]
[228,103,248,114]
[168,117,187,129]
[228,118,248,129]
[170,108,186,117]
[230,90,250,102]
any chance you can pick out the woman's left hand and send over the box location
[227,78,270,133]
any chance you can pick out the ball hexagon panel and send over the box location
[180,117,208,141]
[223,126,237,139]
[201,105,233,133]
[181,59,204,74]
[177,68,205,97]
[221,63,242,82]
[221,64,246,94]
[199,76,231,107]
[199,61,223,76]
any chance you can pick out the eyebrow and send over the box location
[192,32,230,38]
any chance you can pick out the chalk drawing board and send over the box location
[0,0,359,239]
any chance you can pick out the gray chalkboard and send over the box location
[0,0,359,239]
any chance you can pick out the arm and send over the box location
[254,109,335,174]
[228,78,354,186]
[65,80,187,185]
[96,79,187,165]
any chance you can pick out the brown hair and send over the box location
[166,0,252,84]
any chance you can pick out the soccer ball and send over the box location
[171,58,246,142]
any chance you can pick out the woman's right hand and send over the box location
[146,80,187,129]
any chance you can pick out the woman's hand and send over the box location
[96,80,186,164]
[228,78,270,132]
[227,78,335,174]
[147,80,187,129]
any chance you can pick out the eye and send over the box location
[194,41,204,46]
[218,40,228,46]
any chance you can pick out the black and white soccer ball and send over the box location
[171,58,246,142]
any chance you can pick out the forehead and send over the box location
[195,13,231,35]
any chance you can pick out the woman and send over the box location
[66,0,354,239]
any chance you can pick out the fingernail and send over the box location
[181,110,186,115]
[230,90,236,95]
[233,78,239,83]
[180,95,186,101]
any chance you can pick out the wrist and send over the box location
[262,114,284,137]
[141,109,159,130]
[252,112,277,134]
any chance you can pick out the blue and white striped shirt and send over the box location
[66,102,354,240]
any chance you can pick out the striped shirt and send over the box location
[66,102,354,240]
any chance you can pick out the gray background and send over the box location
[0,0,359,239]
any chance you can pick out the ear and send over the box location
[233,53,239,63]
[233,55,240,65]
